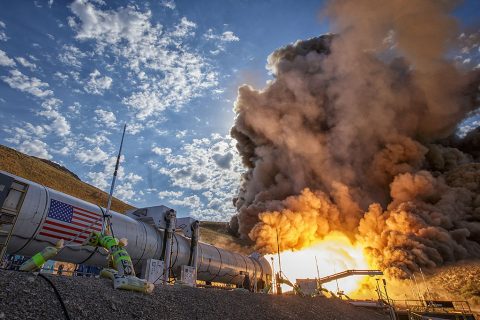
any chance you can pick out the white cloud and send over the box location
[70,0,153,45]
[457,114,480,137]
[126,122,143,135]
[170,195,201,209]
[86,156,142,202]
[0,20,8,41]
[161,0,175,10]
[85,69,112,95]
[175,130,187,139]
[15,57,37,70]
[94,109,116,128]
[76,146,109,164]
[86,156,121,189]
[220,31,239,42]
[122,90,165,120]
[212,152,233,169]
[58,44,86,68]
[204,29,240,42]
[152,146,172,156]
[54,71,69,82]
[0,49,15,67]
[18,139,52,159]
[203,29,239,55]
[39,98,71,137]
[1,69,53,98]
[158,190,183,199]
[115,172,143,201]
[24,123,49,138]
[157,134,243,220]
[170,17,196,38]
[69,1,219,121]
[84,133,110,146]
[4,124,54,160]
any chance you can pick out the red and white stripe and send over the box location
[38,205,103,244]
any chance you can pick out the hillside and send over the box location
[0,145,133,213]
[198,221,253,254]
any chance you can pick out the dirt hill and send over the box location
[0,145,133,213]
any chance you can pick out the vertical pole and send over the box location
[189,221,199,268]
[383,279,391,304]
[163,209,176,284]
[275,272,282,295]
[419,267,433,304]
[102,124,127,236]
[412,273,424,304]
[333,264,340,295]
[375,278,382,301]
[189,220,199,287]
[270,257,275,294]
[275,228,282,276]
[383,279,397,320]
[315,256,321,293]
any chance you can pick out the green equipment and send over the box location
[100,268,154,294]
[86,232,134,277]
[87,232,154,294]
[19,240,64,272]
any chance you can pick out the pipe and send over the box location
[0,170,271,287]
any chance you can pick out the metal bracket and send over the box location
[126,205,175,230]
[175,217,198,238]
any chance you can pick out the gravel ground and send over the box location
[0,270,388,320]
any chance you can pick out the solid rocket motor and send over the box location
[0,170,271,287]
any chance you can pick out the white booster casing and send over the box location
[0,171,271,286]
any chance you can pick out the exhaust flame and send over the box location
[268,232,370,294]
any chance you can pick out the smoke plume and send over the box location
[230,0,480,277]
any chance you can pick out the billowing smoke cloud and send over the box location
[230,0,480,277]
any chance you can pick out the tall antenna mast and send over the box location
[315,256,321,292]
[275,227,282,275]
[102,124,127,236]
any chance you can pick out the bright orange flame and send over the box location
[267,231,370,294]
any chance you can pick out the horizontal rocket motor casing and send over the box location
[1,171,271,286]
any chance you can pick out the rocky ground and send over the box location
[0,270,388,320]
[427,261,480,308]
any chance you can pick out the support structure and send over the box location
[162,209,176,284]
[317,269,383,285]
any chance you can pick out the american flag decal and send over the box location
[38,199,103,244]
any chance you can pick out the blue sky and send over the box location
[0,0,478,221]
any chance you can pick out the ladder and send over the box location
[0,180,28,263]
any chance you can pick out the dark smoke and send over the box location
[229,0,480,277]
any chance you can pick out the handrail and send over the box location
[317,269,383,284]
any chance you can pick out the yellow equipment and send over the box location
[100,268,154,294]
[19,240,64,272]
[87,232,154,294]
[86,232,134,276]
